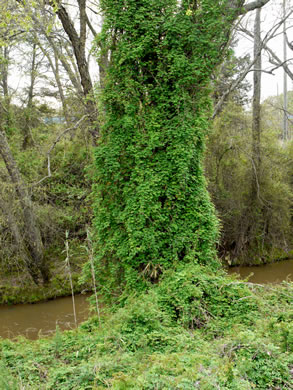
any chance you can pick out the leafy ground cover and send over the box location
[0,265,292,389]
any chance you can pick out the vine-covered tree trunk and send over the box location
[92,0,271,292]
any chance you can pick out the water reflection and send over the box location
[228,259,293,284]
[0,294,90,340]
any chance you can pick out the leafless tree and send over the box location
[0,127,50,284]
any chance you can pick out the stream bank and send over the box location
[0,245,90,305]
[1,263,292,389]
[0,258,292,341]
[0,271,90,305]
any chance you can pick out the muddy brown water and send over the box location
[0,293,91,340]
[228,259,293,284]
[0,260,292,341]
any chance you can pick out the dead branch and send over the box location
[32,115,87,186]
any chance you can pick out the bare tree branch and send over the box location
[243,0,271,13]
[33,115,87,186]
[241,24,293,81]
[213,8,293,118]
[86,12,98,37]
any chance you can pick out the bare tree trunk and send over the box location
[251,8,262,199]
[97,15,109,91]
[55,2,98,140]
[63,42,83,94]
[56,4,93,98]
[35,34,71,124]
[238,8,263,257]
[0,46,13,131]
[0,47,10,102]
[30,11,84,97]
[0,129,50,284]
[44,32,83,96]
[53,49,71,124]
[283,0,288,141]
[0,193,40,284]
[23,42,37,149]
[234,8,263,258]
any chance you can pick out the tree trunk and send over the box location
[1,46,10,101]
[35,34,71,124]
[237,8,263,258]
[93,0,272,292]
[0,129,50,284]
[0,46,13,131]
[23,42,36,149]
[0,193,40,284]
[97,15,109,91]
[251,8,262,200]
[55,2,98,141]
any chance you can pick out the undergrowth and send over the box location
[0,266,292,389]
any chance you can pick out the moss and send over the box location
[225,247,293,267]
[0,238,92,305]
[0,274,90,305]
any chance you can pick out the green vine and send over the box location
[93,0,236,292]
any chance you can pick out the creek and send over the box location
[228,258,293,284]
[0,293,90,340]
[0,259,292,341]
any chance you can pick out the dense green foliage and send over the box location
[0,268,292,389]
[92,0,240,292]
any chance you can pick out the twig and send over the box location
[65,230,77,328]
[213,9,293,119]
[47,115,87,176]
[32,115,87,186]
[86,228,101,323]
